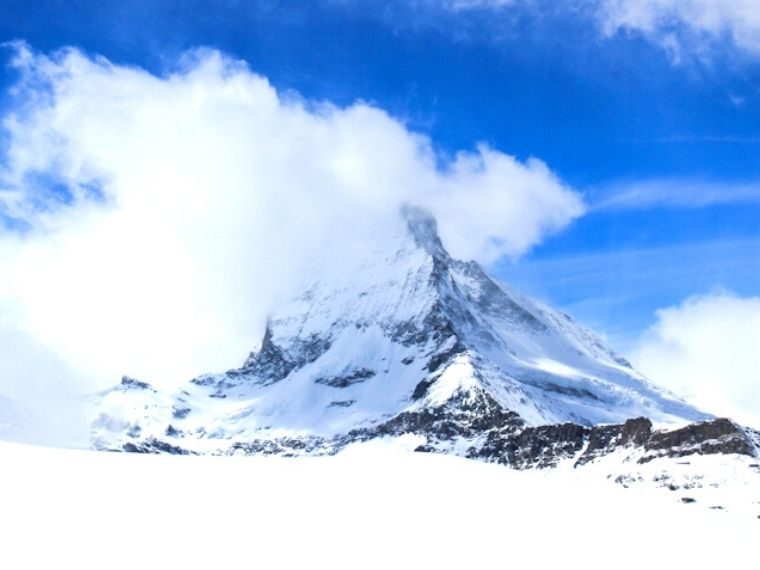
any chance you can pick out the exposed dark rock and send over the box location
[641,418,756,463]
[122,438,192,455]
[374,388,524,441]
[172,407,191,419]
[543,383,602,402]
[426,338,466,373]
[576,417,652,466]
[614,474,644,488]
[315,368,376,388]
[389,300,458,348]
[126,424,142,438]
[120,376,154,391]
[411,379,435,400]
[327,400,355,408]
[287,334,333,370]
[225,436,336,457]
[238,323,296,384]
[330,387,523,453]
[211,327,333,389]
[190,375,216,387]
[473,422,589,469]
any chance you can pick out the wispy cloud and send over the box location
[596,0,760,60]
[434,0,760,60]
[590,179,760,211]
[444,0,516,10]
[500,237,760,350]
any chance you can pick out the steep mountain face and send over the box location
[90,208,759,479]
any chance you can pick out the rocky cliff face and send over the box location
[90,208,758,485]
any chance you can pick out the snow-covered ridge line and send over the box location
[99,379,759,468]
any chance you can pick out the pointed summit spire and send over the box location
[401,205,450,261]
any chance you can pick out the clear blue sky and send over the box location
[1,0,759,347]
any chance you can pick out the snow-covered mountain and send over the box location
[91,207,759,480]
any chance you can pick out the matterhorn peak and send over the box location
[401,205,450,261]
[91,207,758,474]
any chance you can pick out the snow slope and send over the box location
[0,396,29,441]
[0,439,756,570]
[91,207,707,454]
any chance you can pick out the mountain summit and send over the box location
[92,208,758,474]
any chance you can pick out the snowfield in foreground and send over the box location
[1,439,757,569]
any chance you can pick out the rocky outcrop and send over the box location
[576,417,653,466]
[471,422,589,469]
[211,325,334,390]
[359,388,524,443]
[110,389,758,470]
[119,376,155,391]
[314,368,376,388]
[122,438,194,455]
[640,418,757,463]
[469,416,757,469]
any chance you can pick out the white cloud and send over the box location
[596,0,760,59]
[0,44,582,404]
[0,325,87,446]
[631,293,760,428]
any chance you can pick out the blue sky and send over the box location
[1,0,759,348]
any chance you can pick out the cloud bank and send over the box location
[0,43,582,416]
[631,293,760,428]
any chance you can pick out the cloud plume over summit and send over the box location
[0,44,582,407]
